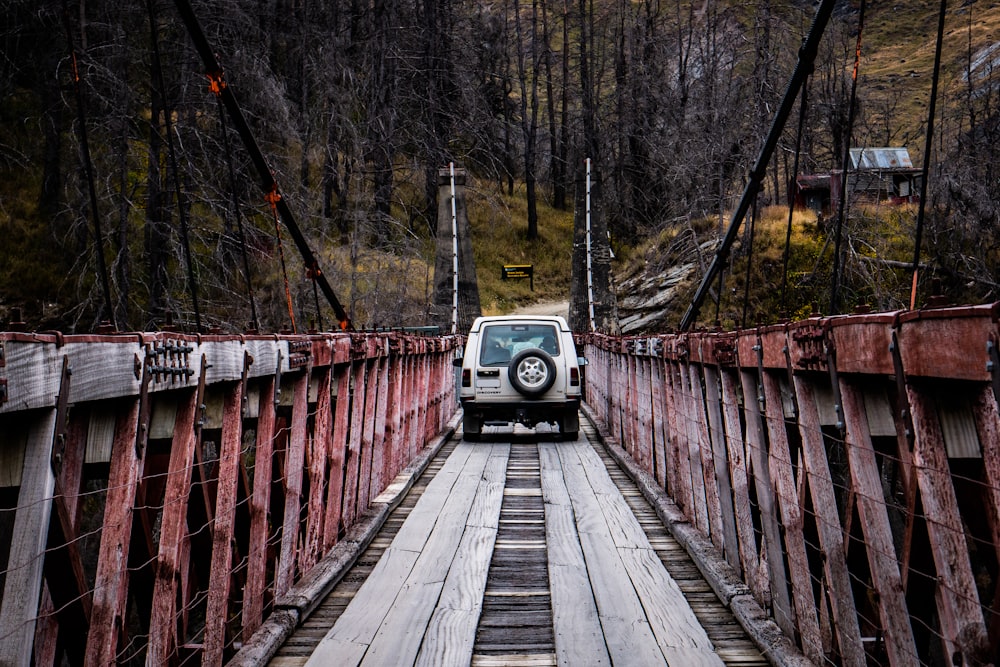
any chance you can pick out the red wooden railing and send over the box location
[0,330,458,665]
[579,303,1000,666]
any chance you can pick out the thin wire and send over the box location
[209,74,260,331]
[60,2,116,330]
[781,74,810,317]
[910,0,948,310]
[147,0,202,332]
[267,187,297,333]
[740,197,759,329]
[830,0,866,315]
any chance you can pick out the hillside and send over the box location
[3,1,1000,333]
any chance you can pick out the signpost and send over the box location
[501,264,534,291]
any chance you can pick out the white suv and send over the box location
[455,315,583,440]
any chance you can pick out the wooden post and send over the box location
[203,381,245,665]
[702,366,740,570]
[275,371,308,597]
[243,375,276,638]
[792,376,866,665]
[147,391,200,664]
[761,371,822,662]
[324,364,351,549]
[839,379,916,664]
[739,367,795,636]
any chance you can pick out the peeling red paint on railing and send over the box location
[578,303,1000,666]
[0,330,459,665]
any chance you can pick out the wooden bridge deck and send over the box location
[267,420,770,666]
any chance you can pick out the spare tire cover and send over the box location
[508,349,557,397]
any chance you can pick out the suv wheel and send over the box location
[508,349,557,397]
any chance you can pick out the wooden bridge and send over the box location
[1,302,999,665]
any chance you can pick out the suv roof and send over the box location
[469,314,571,333]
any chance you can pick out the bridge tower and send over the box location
[431,166,481,332]
[569,166,618,333]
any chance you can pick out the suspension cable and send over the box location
[60,1,116,331]
[741,197,759,329]
[267,186,297,333]
[781,73,811,318]
[208,72,261,332]
[680,0,836,330]
[829,0,867,316]
[910,0,948,309]
[147,0,202,332]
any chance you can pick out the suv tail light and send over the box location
[462,368,471,387]
[570,367,580,386]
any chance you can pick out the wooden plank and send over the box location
[369,357,390,502]
[792,376,865,665]
[689,363,724,549]
[304,547,421,664]
[306,442,496,666]
[907,385,989,660]
[243,375,276,638]
[147,390,199,664]
[839,379,917,664]
[303,366,332,571]
[650,358,668,489]
[324,366,351,550]
[414,447,511,666]
[203,382,245,666]
[276,372,309,597]
[0,409,57,667]
[739,368,794,636]
[358,360,379,515]
[617,547,723,666]
[342,362,367,527]
[719,369,765,601]
[702,366,740,570]
[554,440,672,665]
[760,372,822,663]
[539,442,613,667]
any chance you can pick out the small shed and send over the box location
[793,147,923,216]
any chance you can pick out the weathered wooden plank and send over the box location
[719,368,766,604]
[147,390,199,664]
[304,547,420,664]
[839,379,917,664]
[243,375,277,638]
[702,366,740,571]
[324,365,351,550]
[554,440,667,666]
[203,382,245,666]
[690,363,724,549]
[0,409,57,667]
[413,449,510,665]
[649,357,668,489]
[739,368,794,637]
[358,360,379,515]
[907,384,989,660]
[369,357,390,502]
[303,366,332,571]
[342,361,367,527]
[792,376,865,663]
[306,442,494,666]
[539,442,613,667]
[760,372,823,663]
[276,372,309,598]
[617,547,723,666]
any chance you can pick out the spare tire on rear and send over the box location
[508,348,557,397]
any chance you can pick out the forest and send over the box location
[3,0,1000,333]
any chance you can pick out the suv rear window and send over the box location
[479,323,560,366]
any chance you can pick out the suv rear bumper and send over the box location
[460,398,580,423]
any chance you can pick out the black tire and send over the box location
[507,349,557,397]
[463,414,481,441]
[560,410,579,441]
